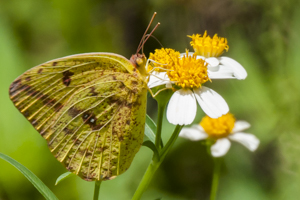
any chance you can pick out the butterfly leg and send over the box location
[147,85,173,98]
[145,59,172,73]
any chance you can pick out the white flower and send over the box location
[179,113,259,157]
[147,50,230,125]
[147,32,247,126]
[188,31,247,80]
[182,53,247,80]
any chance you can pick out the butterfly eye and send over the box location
[136,57,144,65]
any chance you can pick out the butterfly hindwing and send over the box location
[9,53,147,181]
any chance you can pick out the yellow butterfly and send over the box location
[9,13,159,181]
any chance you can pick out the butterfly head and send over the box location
[130,53,148,78]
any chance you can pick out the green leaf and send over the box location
[0,153,59,200]
[144,114,157,144]
[144,114,164,148]
[55,172,74,185]
[142,141,159,161]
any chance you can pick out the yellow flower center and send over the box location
[168,51,209,88]
[189,31,229,58]
[148,48,180,72]
[149,48,209,88]
[200,113,235,139]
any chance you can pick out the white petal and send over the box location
[193,86,229,118]
[229,133,259,151]
[166,89,197,125]
[218,56,247,80]
[148,72,171,88]
[232,120,251,132]
[179,125,208,141]
[211,138,231,157]
[206,57,220,71]
[208,65,236,79]
[196,55,206,60]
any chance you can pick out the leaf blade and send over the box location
[55,172,74,185]
[0,153,59,200]
[144,114,157,144]
[142,141,159,161]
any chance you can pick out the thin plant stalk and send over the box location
[210,157,221,200]
[155,102,165,150]
[93,180,102,200]
[132,125,183,200]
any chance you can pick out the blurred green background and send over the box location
[1,0,300,199]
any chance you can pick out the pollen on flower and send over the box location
[200,113,235,139]
[189,31,229,58]
[148,48,180,72]
[167,51,209,88]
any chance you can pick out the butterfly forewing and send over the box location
[9,53,147,181]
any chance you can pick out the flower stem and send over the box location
[132,125,183,200]
[160,125,183,159]
[131,161,160,200]
[155,102,165,150]
[210,158,221,200]
[93,180,102,200]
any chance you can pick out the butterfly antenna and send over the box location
[136,12,157,54]
[145,34,164,48]
[137,22,160,54]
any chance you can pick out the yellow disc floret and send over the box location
[167,51,209,88]
[148,48,180,72]
[200,113,235,139]
[189,31,229,58]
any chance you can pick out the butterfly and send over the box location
[9,13,159,181]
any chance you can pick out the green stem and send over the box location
[155,103,165,150]
[131,161,160,200]
[93,180,102,200]
[210,158,221,200]
[160,125,183,159]
[132,125,183,200]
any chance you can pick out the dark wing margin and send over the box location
[9,53,147,181]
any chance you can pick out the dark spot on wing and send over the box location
[126,103,132,108]
[52,62,58,66]
[12,84,64,114]
[63,78,71,86]
[82,111,101,130]
[92,124,104,131]
[31,119,38,126]
[131,80,138,85]
[38,68,43,73]
[119,82,125,90]
[23,111,30,117]
[68,106,81,118]
[9,79,22,97]
[63,70,74,77]
[84,177,93,181]
[74,139,81,145]
[118,136,124,141]
[62,70,74,86]
[97,147,103,152]
[90,87,98,96]
[63,127,73,135]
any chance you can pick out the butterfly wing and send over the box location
[9,53,148,181]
